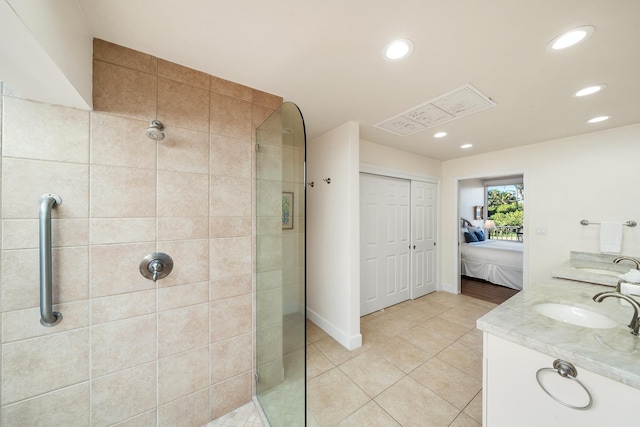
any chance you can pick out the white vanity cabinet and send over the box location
[483,333,640,427]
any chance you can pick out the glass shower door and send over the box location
[256,102,306,426]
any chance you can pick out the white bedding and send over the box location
[461,240,523,290]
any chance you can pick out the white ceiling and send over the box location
[76,0,640,160]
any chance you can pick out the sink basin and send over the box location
[575,267,621,277]
[533,303,617,329]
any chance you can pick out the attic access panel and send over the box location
[374,83,496,136]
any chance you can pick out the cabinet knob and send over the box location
[535,359,593,410]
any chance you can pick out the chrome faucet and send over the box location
[613,256,640,270]
[593,289,640,336]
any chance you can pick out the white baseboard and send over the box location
[440,281,459,294]
[306,307,362,350]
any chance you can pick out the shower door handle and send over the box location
[39,194,63,327]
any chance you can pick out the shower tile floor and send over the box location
[209,291,498,426]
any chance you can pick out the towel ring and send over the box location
[535,359,593,410]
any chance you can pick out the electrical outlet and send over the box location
[535,227,548,235]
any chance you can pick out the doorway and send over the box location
[359,173,437,316]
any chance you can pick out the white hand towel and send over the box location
[600,222,623,254]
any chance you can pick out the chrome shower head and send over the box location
[145,120,165,141]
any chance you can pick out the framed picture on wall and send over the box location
[282,192,294,229]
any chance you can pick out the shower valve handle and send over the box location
[139,253,173,282]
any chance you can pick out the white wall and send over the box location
[360,139,441,177]
[0,0,92,109]
[459,179,485,226]
[441,123,640,290]
[307,121,361,350]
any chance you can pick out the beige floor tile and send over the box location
[436,342,483,380]
[375,376,459,427]
[438,303,496,329]
[306,320,327,344]
[410,358,482,410]
[336,401,400,426]
[339,351,404,398]
[373,336,430,374]
[313,335,363,366]
[450,411,482,427]
[463,391,483,423]
[399,325,454,357]
[307,368,369,426]
[420,315,473,341]
[306,344,335,379]
[456,328,483,352]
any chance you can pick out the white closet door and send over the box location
[411,180,437,299]
[360,173,410,316]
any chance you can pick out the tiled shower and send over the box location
[0,39,281,425]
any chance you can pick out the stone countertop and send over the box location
[477,278,640,390]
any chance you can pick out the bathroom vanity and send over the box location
[478,278,640,426]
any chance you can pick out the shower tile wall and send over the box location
[0,39,281,426]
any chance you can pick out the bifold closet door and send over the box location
[411,180,437,299]
[360,173,410,316]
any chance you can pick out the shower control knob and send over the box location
[139,252,173,282]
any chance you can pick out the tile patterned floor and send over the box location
[306,291,496,426]
[211,291,496,426]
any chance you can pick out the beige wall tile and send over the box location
[210,275,252,301]
[3,218,88,249]
[2,158,88,219]
[157,239,209,287]
[253,103,279,132]
[93,39,157,74]
[256,234,283,273]
[210,294,252,343]
[158,303,209,358]
[209,236,252,280]
[91,290,156,325]
[210,333,252,384]
[256,179,282,218]
[210,216,251,238]
[158,346,209,405]
[210,176,251,217]
[157,388,210,427]
[91,362,157,427]
[158,78,210,132]
[3,97,89,163]
[210,372,252,420]
[91,314,157,377]
[157,126,209,174]
[90,113,156,169]
[210,92,252,140]
[1,246,89,311]
[90,165,156,218]
[159,217,209,241]
[93,60,157,121]
[112,410,156,427]
[158,282,209,312]
[255,323,283,366]
[158,171,209,218]
[90,218,156,244]
[1,382,89,427]
[210,76,252,101]
[210,134,251,178]
[257,287,283,327]
[252,90,283,109]
[2,329,89,404]
[90,243,156,298]
[2,301,88,343]
[256,143,282,181]
[158,59,209,90]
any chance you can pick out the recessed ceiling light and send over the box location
[460,143,473,149]
[433,131,447,138]
[587,115,611,124]
[546,25,595,51]
[573,84,607,97]
[383,39,414,61]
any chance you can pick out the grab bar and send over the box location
[39,194,63,327]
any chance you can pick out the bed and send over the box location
[460,218,523,290]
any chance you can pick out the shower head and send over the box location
[145,120,165,141]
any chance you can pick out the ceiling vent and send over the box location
[374,83,496,136]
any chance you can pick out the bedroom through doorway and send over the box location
[457,174,526,298]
